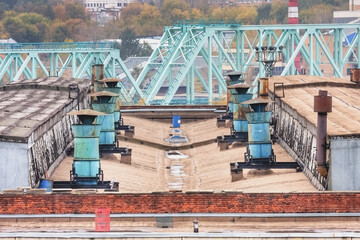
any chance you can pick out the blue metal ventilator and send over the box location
[217,71,245,127]
[229,96,300,179]
[53,109,118,189]
[99,78,135,135]
[243,97,275,165]
[89,91,119,149]
[89,90,132,163]
[217,82,254,150]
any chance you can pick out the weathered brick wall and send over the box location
[271,98,327,190]
[0,192,359,214]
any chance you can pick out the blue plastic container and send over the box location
[39,179,54,192]
[172,115,181,128]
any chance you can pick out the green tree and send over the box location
[256,3,271,24]
[118,28,140,60]
[300,4,335,23]
[139,42,153,56]
[270,2,288,24]
[160,0,191,25]
[2,12,50,42]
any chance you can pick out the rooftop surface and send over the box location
[51,116,316,193]
[0,77,90,142]
[269,75,360,137]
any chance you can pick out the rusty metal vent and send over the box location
[350,68,360,83]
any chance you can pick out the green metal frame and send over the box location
[129,23,360,104]
[0,23,360,105]
[0,42,143,104]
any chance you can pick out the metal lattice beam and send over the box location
[0,42,142,104]
[1,23,360,105]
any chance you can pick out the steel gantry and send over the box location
[0,23,359,105]
[130,22,360,104]
[0,42,144,104]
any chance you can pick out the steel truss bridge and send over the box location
[0,23,359,105]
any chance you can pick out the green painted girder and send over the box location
[0,42,141,103]
[129,23,360,104]
[1,24,360,105]
[162,31,207,104]
[144,28,196,104]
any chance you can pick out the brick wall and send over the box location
[0,192,359,214]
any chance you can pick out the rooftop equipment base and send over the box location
[53,181,119,191]
[216,114,233,127]
[217,133,248,150]
[230,162,302,171]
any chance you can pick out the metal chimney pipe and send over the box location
[314,90,332,177]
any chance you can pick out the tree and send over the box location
[256,3,271,24]
[118,28,140,60]
[236,6,257,24]
[270,2,287,24]
[2,12,50,42]
[138,42,153,56]
[160,0,191,25]
[300,4,335,24]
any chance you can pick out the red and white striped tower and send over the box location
[288,0,299,24]
[288,0,302,72]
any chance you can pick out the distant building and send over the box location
[79,0,132,23]
[349,0,360,11]
[211,0,281,6]
[0,38,16,44]
[81,0,132,12]
[334,0,360,24]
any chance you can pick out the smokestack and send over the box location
[314,90,332,178]
[288,0,301,72]
[288,0,299,24]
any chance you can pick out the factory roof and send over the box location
[0,77,90,143]
[52,116,316,193]
[268,75,360,137]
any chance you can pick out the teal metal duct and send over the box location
[67,109,106,186]
[89,91,119,149]
[217,71,246,127]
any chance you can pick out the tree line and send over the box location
[0,0,348,43]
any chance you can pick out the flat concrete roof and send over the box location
[0,77,90,142]
[51,116,316,193]
[269,75,360,137]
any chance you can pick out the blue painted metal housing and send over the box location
[243,99,275,165]
[172,115,181,128]
[67,110,106,186]
[217,82,254,148]
[90,91,119,148]
[217,72,245,127]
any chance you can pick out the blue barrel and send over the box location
[172,115,181,128]
[39,179,54,192]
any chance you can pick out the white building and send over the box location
[334,0,360,24]
[81,0,132,12]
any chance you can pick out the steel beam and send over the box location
[0,23,359,104]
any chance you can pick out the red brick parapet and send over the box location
[0,192,358,214]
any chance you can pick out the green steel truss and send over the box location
[131,23,360,104]
[0,23,359,105]
[0,42,144,104]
